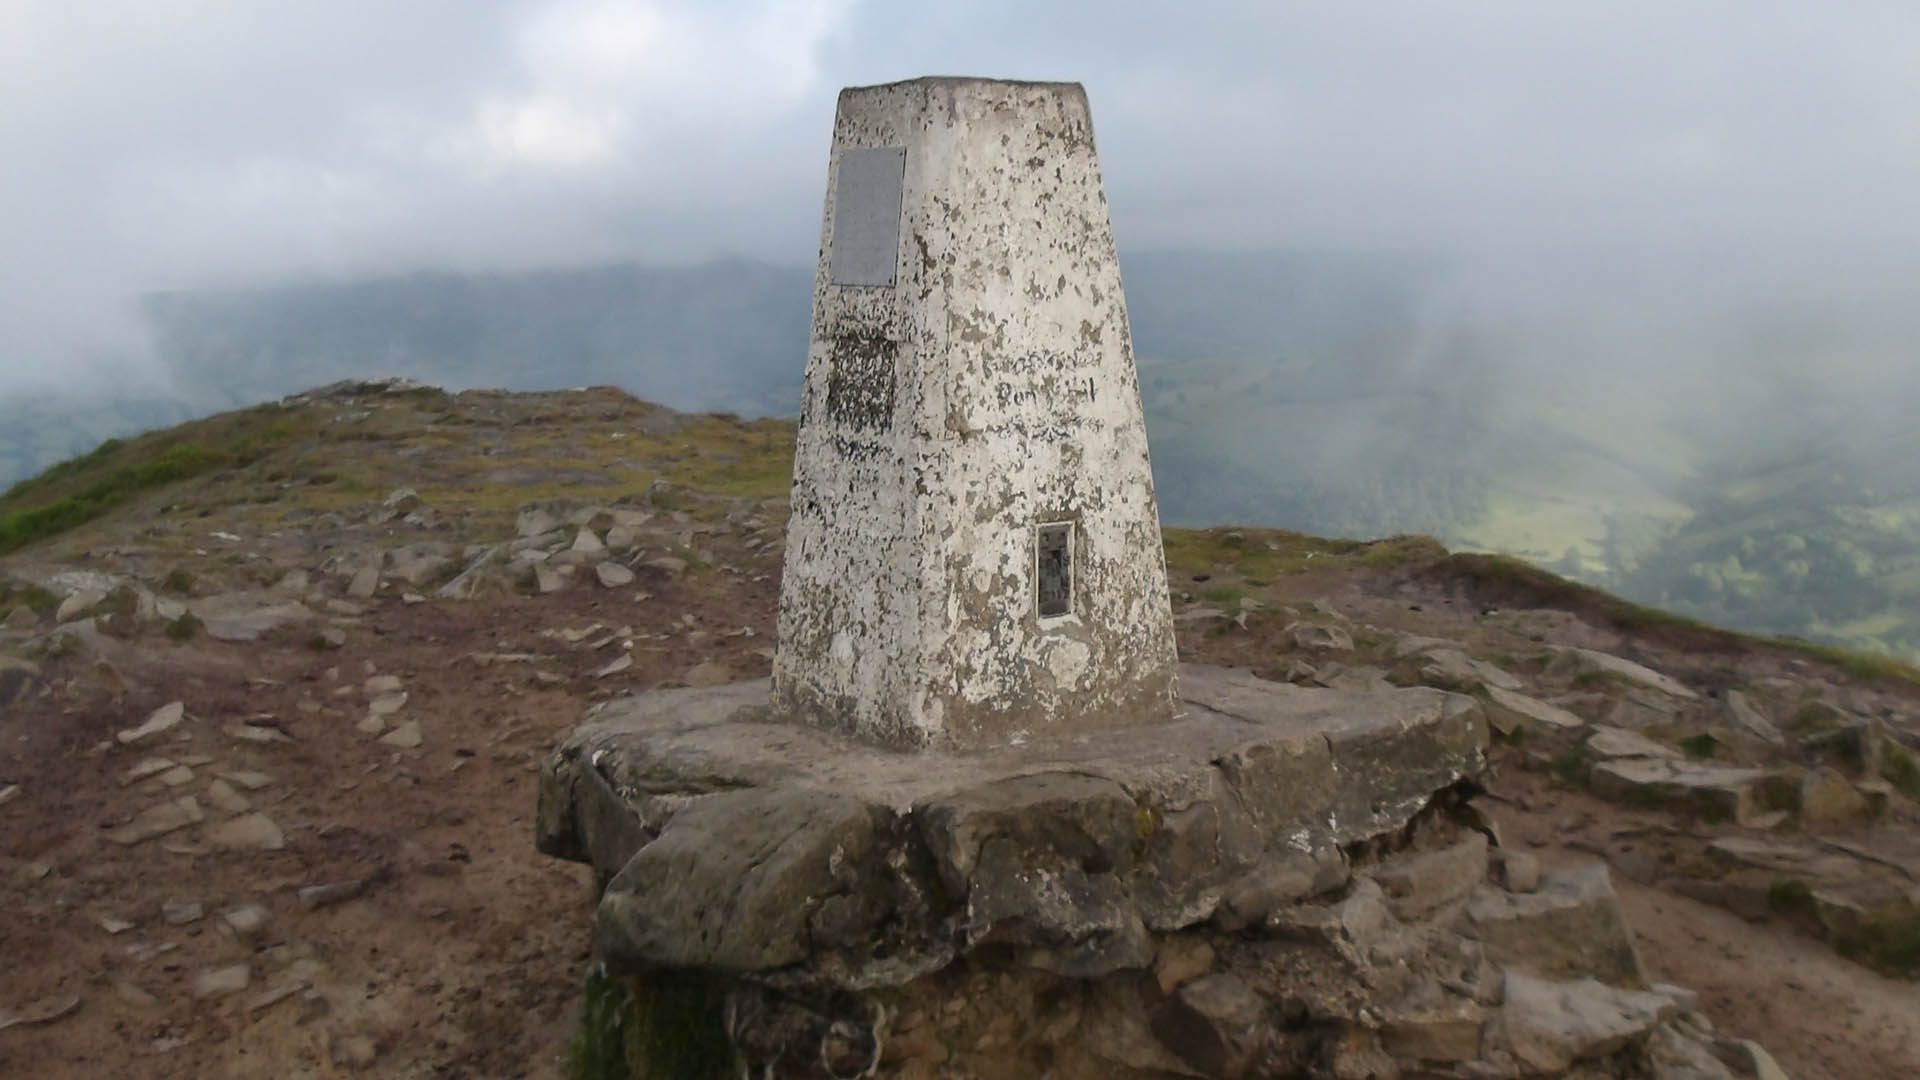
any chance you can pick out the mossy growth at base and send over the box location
[1833,902,1920,978]
[0,579,58,616]
[1882,745,1920,802]
[566,966,736,1080]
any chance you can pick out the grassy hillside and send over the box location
[8,380,1919,696]
[9,251,1920,661]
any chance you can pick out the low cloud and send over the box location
[7,1,1920,394]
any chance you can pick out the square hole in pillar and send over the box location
[1036,522,1073,618]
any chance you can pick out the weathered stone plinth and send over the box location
[536,669,1786,1078]
[540,665,1486,979]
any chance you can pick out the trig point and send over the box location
[773,76,1180,750]
[536,73,1732,1080]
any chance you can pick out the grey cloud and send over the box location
[7,1,1920,393]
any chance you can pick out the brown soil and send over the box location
[2,386,1916,1079]
[1,554,780,1078]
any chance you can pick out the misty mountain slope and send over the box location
[142,260,813,418]
[7,249,1920,660]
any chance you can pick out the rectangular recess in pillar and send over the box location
[826,335,897,431]
[828,147,906,287]
[1036,522,1074,618]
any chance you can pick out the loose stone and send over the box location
[221,903,271,940]
[207,812,285,851]
[55,590,104,622]
[192,964,251,1001]
[217,770,274,791]
[377,721,423,749]
[163,900,205,925]
[122,757,177,786]
[111,796,205,846]
[299,879,367,910]
[156,765,195,787]
[247,981,308,1014]
[114,981,161,1009]
[1498,972,1672,1073]
[1288,621,1354,652]
[224,722,291,744]
[0,993,81,1031]
[594,562,635,588]
[1484,686,1585,731]
[117,701,186,745]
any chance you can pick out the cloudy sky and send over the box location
[6,0,1920,391]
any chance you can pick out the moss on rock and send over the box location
[565,966,736,1080]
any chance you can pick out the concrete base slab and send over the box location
[538,663,1487,984]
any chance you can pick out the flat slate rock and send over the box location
[207,813,285,851]
[1462,863,1645,987]
[1499,973,1674,1074]
[1588,758,1777,826]
[1484,686,1584,731]
[187,593,315,643]
[1553,647,1699,700]
[118,702,186,746]
[111,796,205,846]
[539,664,1487,986]
[1584,725,1681,761]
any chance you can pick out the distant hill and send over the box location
[5,250,1920,660]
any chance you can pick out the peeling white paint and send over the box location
[773,77,1179,750]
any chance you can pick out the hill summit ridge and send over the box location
[0,382,1915,1077]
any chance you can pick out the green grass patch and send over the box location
[1823,900,1920,977]
[566,967,635,1080]
[1163,527,1445,581]
[0,581,58,616]
[1768,878,1817,918]
[1768,638,1920,685]
[1550,740,1592,784]
[164,613,203,642]
[29,631,80,660]
[1851,906,1920,976]
[1570,670,1629,692]
[0,400,308,553]
[1882,747,1920,802]
[1678,733,1719,760]
[1132,803,1162,860]
[1201,585,1245,607]
[1789,704,1847,736]
[0,443,226,551]
[1420,552,1920,689]
[561,969,736,1080]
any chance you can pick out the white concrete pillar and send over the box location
[774,77,1179,751]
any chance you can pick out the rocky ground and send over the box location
[1,381,1916,1078]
